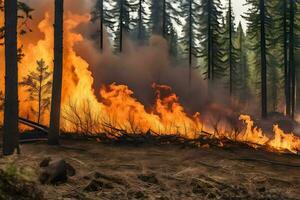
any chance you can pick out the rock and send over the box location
[138,173,159,184]
[39,159,75,185]
[39,157,52,167]
[66,163,76,177]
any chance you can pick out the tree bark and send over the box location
[207,0,212,80]
[283,0,290,116]
[3,0,19,155]
[289,0,295,119]
[99,0,104,51]
[229,0,233,96]
[38,69,42,124]
[259,0,267,118]
[119,0,123,52]
[138,0,142,41]
[49,0,64,145]
[162,0,166,38]
[188,0,192,87]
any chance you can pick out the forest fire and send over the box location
[6,13,297,155]
[2,1,300,199]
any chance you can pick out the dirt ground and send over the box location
[1,139,300,200]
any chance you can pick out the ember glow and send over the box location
[2,12,300,154]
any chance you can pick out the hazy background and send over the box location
[221,0,248,28]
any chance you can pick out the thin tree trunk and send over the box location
[38,70,42,124]
[99,0,104,51]
[3,0,19,155]
[188,0,192,86]
[289,0,295,119]
[229,0,233,95]
[207,0,212,80]
[138,0,142,41]
[119,0,123,52]
[49,0,64,145]
[259,0,267,118]
[162,0,166,38]
[284,0,290,116]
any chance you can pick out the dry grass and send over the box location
[0,139,299,200]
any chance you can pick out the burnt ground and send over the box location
[0,139,300,200]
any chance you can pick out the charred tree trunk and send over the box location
[49,0,64,145]
[259,0,267,118]
[99,0,104,51]
[289,0,295,119]
[3,0,19,155]
[284,0,290,117]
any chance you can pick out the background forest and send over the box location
[88,0,300,119]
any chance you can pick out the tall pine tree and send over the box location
[244,0,272,118]
[199,0,224,81]
[181,0,201,86]
[91,0,116,51]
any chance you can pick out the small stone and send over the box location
[84,179,103,192]
[39,157,52,167]
[138,173,159,184]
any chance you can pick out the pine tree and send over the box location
[134,0,149,44]
[180,0,201,86]
[235,22,250,102]
[199,0,224,81]
[244,0,272,118]
[91,0,116,51]
[114,0,134,52]
[149,0,163,35]
[149,0,180,57]
[282,0,290,115]
[49,0,64,145]
[20,59,52,124]
[289,0,296,118]
[222,0,239,95]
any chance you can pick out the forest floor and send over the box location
[0,139,300,200]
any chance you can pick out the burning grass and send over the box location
[60,101,300,155]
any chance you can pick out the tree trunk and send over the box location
[229,0,233,96]
[284,0,290,116]
[49,0,64,145]
[119,0,123,52]
[162,0,166,38]
[99,0,104,51]
[207,0,212,80]
[138,0,142,41]
[188,0,192,87]
[289,0,295,119]
[259,0,267,118]
[38,70,42,124]
[3,0,19,155]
